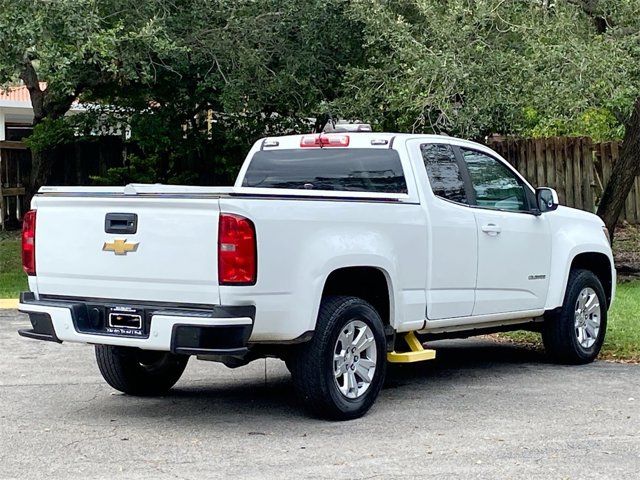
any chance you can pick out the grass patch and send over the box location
[500,280,640,362]
[602,281,640,361]
[0,231,27,298]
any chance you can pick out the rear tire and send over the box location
[290,296,387,420]
[95,345,189,395]
[542,269,607,364]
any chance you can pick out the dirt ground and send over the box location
[612,223,640,280]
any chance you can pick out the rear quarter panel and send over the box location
[218,197,428,341]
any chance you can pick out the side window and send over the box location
[461,148,526,211]
[421,144,468,204]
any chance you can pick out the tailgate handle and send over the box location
[105,213,138,234]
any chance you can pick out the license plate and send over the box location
[106,306,144,336]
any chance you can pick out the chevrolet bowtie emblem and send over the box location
[103,239,139,255]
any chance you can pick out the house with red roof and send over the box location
[0,84,111,229]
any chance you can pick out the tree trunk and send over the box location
[26,148,58,200]
[20,59,76,204]
[596,96,640,238]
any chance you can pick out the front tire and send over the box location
[290,296,387,420]
[542,269,607,364]
[95,345,189,395]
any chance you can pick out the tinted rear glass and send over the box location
[242,148,407,193]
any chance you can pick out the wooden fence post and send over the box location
[554,137,566,205]
[582,138,595,213]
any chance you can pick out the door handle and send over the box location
[481,223,501,235]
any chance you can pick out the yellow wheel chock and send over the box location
[387,331,436,363]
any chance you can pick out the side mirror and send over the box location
[536,187,559,213]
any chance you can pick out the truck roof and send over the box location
[257,132,490,152]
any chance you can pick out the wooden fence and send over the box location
[0,141,28,229]
[489,137,640,223]
[0,136,124,229]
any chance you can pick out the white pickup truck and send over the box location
[18,132,615,419]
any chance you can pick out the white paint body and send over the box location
[22,133,615,348]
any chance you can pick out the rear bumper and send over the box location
[18,292,254,355]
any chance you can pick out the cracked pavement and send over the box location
[1,309,639,479]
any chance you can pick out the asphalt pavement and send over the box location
[1,308,639,479]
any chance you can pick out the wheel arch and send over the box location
[320,266,395,328]
[548,250,614,311]
[569,252,613,307]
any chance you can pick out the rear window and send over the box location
[242,148,407,193]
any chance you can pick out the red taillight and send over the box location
[300,134,350,147]
[218,213,256,285]
[22,210,37,276]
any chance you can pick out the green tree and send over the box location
[337,1,638,138]
[571,0,640,236]
[0,0,178,195]
[1,0,363,191]
[336,0,640,235]
[91,0,364,185]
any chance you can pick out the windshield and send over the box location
[242,148,407,193]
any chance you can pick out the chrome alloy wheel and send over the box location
[574,287,601,349]
[333,320,377,399]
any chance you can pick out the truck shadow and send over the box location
[92,339,550,423]
[384,339,547,388]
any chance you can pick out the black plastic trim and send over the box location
[17,307,62,343]
[105,212,138,234]
[174,347,249,356]
[450,144,477,205]
[248,330,314,345]
[419,320,541,341]
[466,202,545,216]
[170,323,253,355]
[32,293,256,319]
[20,291,77,308]
[18,329,61,343]
[384,325,396,352]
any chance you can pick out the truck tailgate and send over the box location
[32,195,221,305]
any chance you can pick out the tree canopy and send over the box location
[0,0,363,187]
[0,0,176,120]
[338,0,640,140]
[1,0,640,231]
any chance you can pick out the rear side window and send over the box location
[421,143,468,204]
[242,148,407,193]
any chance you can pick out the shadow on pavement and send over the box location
[84,339,548,423]
[384,338,548,387]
